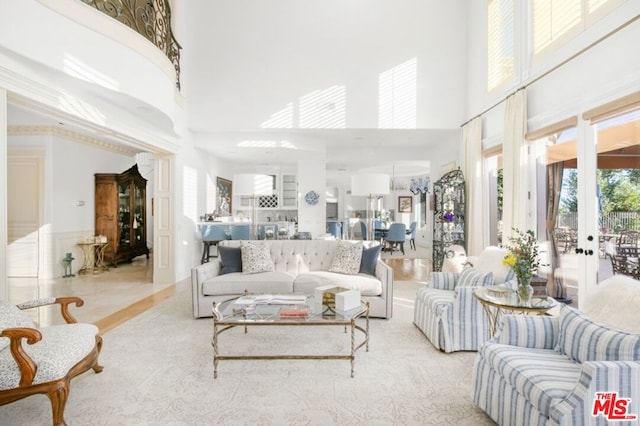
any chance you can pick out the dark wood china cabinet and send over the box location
[95,164,149,266]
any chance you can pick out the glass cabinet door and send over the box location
[118,183,131,246]
[134,184,144,243]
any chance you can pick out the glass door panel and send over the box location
[595,110,640,282]
[118,183,130,246]
[134,185,144,243]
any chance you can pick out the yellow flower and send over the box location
[503,253,517,267]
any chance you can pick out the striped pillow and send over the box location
[497,315,559,349]
[455,266,494,288]
[429,272,457,290]
[557,305,640,363]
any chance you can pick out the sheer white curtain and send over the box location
[501,88,528,242]
[461,117,483,256]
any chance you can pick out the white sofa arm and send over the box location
[191,261,222,317]
[375,260,393,318]
[550,361,640,425]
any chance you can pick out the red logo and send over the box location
[592,392,638,421]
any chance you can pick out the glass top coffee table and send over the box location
[211,294,370,378]
[474,286,558,337]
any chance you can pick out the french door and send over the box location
[544,110,640,308]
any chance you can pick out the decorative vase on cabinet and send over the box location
[432,168,465,272]
[95,164,150,267]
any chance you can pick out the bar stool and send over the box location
[200,225,229,263]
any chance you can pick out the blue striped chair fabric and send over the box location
[472,310,640,425]
[413,268,498,353]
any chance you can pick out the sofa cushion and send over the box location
[479,343,582,417]
[218,246,242,275]
[557,304,640,364]
[429,272,457,291]
[456,266,494,288]
[294,272,382,296]
[329,241,363,275]
[240,241,275,274]
[202,271,295,296]
[359,244,382,276]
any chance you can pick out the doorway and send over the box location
[7,148,44,277]
[542,110,640,307]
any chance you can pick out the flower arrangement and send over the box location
[443,212,455,222]
[502,228,541,304]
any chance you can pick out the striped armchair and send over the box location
[472,305,640,425]
[413,247,515,353]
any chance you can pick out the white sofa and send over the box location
[472,275,640,425]
[191,239,393,319]
[413,246,515,352]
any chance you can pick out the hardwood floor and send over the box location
[382,258,432,282]
[9,252,432,333]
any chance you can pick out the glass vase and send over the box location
[517,277,534,307]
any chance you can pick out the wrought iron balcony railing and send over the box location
[80,0,182,90]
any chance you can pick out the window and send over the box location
[532,0,625,57]
[487,0,515,91]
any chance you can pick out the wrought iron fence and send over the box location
[80,0,181,89]
[557,212,640,232]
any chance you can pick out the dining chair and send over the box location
[258,224,278,240]
[374,220,385,241]
[358,221,367,240]
[328,221,342,239]
[407,221,417,250]
[200,225,230,263]
[385,223,407,255]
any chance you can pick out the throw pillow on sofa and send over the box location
[329,240,364,275]
[455,266,494,288]
[359,244,382,276]
[240,241,275,274]
[218,246,242,275]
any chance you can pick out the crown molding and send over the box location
[8,125,138,156]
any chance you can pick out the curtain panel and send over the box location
[461,118,483,256]
[501,88,528,242]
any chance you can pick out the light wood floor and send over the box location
[9,255,431,334]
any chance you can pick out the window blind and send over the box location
[487,0,515,91]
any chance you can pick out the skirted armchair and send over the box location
[413,246,515,353]
[471,275,640,425]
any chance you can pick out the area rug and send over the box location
[0,282,495,426]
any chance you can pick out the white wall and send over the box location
[181,0,467,132]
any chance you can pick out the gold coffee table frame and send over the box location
[474,286,558,337]
[211,295,370,378]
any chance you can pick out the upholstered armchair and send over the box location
[0,297,103,426]
[413,246,515,353]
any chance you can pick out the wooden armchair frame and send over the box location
[0,297,103,426]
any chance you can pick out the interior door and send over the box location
[7,148,43,277]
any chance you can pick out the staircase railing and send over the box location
[80,0,182,90]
